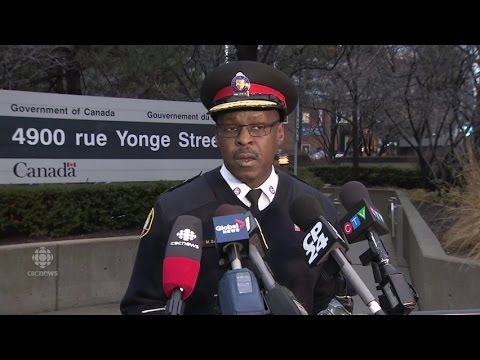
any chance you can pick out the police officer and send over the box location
[120,61,342,315]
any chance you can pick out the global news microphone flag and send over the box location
[213,204,250,265]
[213,204,266,315]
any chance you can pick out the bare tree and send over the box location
[80,45,219,100]
[271,45,347,158]
[382,45,476,190]
[459,45,480,149]
[0,45,83,94]
[3,44,476,191]
[306,46,387,176]
[1,45,227,100]
[233,45,258,61]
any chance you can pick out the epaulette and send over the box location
[162,171,203,195]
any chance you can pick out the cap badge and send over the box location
[231,72,250,97]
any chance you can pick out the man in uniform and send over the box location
[120,61,343,315]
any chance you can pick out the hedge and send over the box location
[0,181,180,239]
[0,166,423,239]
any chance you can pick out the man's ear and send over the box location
[277,122,285,145]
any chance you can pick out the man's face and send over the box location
[215,109,284,189]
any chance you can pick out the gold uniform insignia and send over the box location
[141,208,155,238]
[231,72,250,96]
[203,239,216,247]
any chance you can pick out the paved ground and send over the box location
[36,302,121,315]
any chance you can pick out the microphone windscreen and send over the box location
[289,195,324,231]
[339,181,370,212]
[233,205,248,213]
[214,203,241,217]
[265,285,308,315]
[163,215,203,300]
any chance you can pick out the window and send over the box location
[301,144,310,153]
[302,127,323,136]
[302,112,310,124]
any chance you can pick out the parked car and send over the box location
[310,150,325,160]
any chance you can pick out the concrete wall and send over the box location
[321,186,480,311]
[0,236,140,314]
[396,190,480,310]
[321,186,397,220]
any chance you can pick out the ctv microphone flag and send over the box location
[339,181,389,244]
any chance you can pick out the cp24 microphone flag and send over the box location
[289,195,348,266]
[289,196,385,315]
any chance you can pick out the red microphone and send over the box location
[163,215,203,315]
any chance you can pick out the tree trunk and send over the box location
[351,105,360,180]
[66,66,82,95]
[234,45,258,61]
[65,46,82,95]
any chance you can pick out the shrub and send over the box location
[443,144,480,261]
[0,181,181,240]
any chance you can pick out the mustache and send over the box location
[234,148,258,158]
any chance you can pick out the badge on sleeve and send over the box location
[141,208,155,238]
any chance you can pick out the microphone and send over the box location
[339,181,389,245]
[213,204,250,269]
[249,239,308,315]
[233,206,307,315]
[338,181,418,315]
[162,214,203,315]
[241,208,269,257]
[213,204,267,315]
[289,196,349,266]
[289,196,385,315]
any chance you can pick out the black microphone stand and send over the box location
[359,230,419,315]
[165,289,185,315]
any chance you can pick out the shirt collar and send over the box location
[220,165,279,208]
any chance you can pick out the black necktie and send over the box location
[246,189,263,212]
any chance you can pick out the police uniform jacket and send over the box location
[120,167,341,315]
